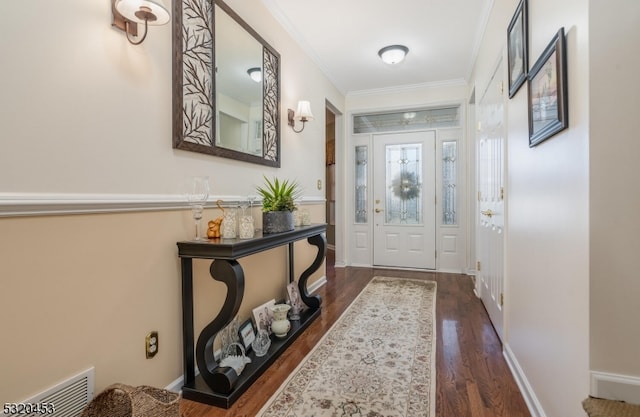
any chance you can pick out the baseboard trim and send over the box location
[165,375,184,393]
[591,371,640,403]
[308,275,327,293]
[503,344,546,417]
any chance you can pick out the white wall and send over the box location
[470,0,590,416]
[0,0,342,199]
[589,0,640,380]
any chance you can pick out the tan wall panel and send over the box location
[0,205,325,403]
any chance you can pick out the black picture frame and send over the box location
[507,0,528,98]
[528,27,568,147]
[238,319,255,353]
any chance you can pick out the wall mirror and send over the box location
[172,0,281,167]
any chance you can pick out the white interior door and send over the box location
[476,57,506,340]
[373,131,436,269]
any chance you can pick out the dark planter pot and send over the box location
[262,211,295,234]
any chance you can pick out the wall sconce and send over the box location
[287,101,314,133]
[247,67,262,83]
[378,45,409,65]
[112,0,170,45]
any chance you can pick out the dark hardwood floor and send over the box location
[180,251,531,417]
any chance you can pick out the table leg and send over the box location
[195,259,245,393]
[298,233,326,309]
[181,258,195,384]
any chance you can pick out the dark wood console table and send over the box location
[177,223,326,408]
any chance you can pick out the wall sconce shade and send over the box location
[378,45,409,65]
[247,67,262,83]
[112,0,170,45]
[288,101,314,133]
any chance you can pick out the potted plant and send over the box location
[256,176,301,233]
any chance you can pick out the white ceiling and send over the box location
[263,0,493,95]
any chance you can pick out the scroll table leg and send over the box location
[298,233,326,309]
[195,259,245,393]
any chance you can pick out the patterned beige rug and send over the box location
[257,276,437,417]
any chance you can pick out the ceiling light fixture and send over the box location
[111,0,170,45]
[378,45,409,65]
[247,67,262,83]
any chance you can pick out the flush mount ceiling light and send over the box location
[247,67,262,83]
[112,0,170,45]
[378,45,409,65]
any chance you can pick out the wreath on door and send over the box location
[391,171,421,200]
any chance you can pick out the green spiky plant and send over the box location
[256,176,302,212]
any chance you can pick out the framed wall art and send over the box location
[507,0,528,98]
[172,0,281,167]
[528,27,568,147]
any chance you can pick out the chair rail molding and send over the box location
[0,193,325,217]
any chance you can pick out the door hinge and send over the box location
[478,191,482,201]
[476,261,481,271]
[500,187,504,200]
[500,293,504,306]
[435,250,438,258]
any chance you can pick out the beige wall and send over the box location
[589,0,640,376]
[469,0,590,415]
[0,0,336,404]
[0,205,326,403]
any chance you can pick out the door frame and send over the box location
[372,131,437,269]
[325,100,346,268]
[343,102,467,272]
[473,53,508,341]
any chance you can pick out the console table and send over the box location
[177,223,326,408]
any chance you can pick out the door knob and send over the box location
[375,208,383,213]
[481,209,494,218]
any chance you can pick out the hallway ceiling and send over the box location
[263,0,493,95]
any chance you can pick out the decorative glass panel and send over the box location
[355,145,368,223]
[353,106,460,134]
[442,141,457,225]
[385,144,422,224]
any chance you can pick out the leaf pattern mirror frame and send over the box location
[172,0,281,167]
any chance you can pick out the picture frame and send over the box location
[528,27,568,147]
[507,0,528,98]
[287,282,304,311]
[238,319,255,352]
[252,299,275,334]
[172,0,281,167]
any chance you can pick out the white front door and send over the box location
[373,131,436,269]
[476,56,506,340]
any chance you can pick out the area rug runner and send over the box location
[257,276,437,417]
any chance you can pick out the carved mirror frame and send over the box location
[172,0,281,167]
